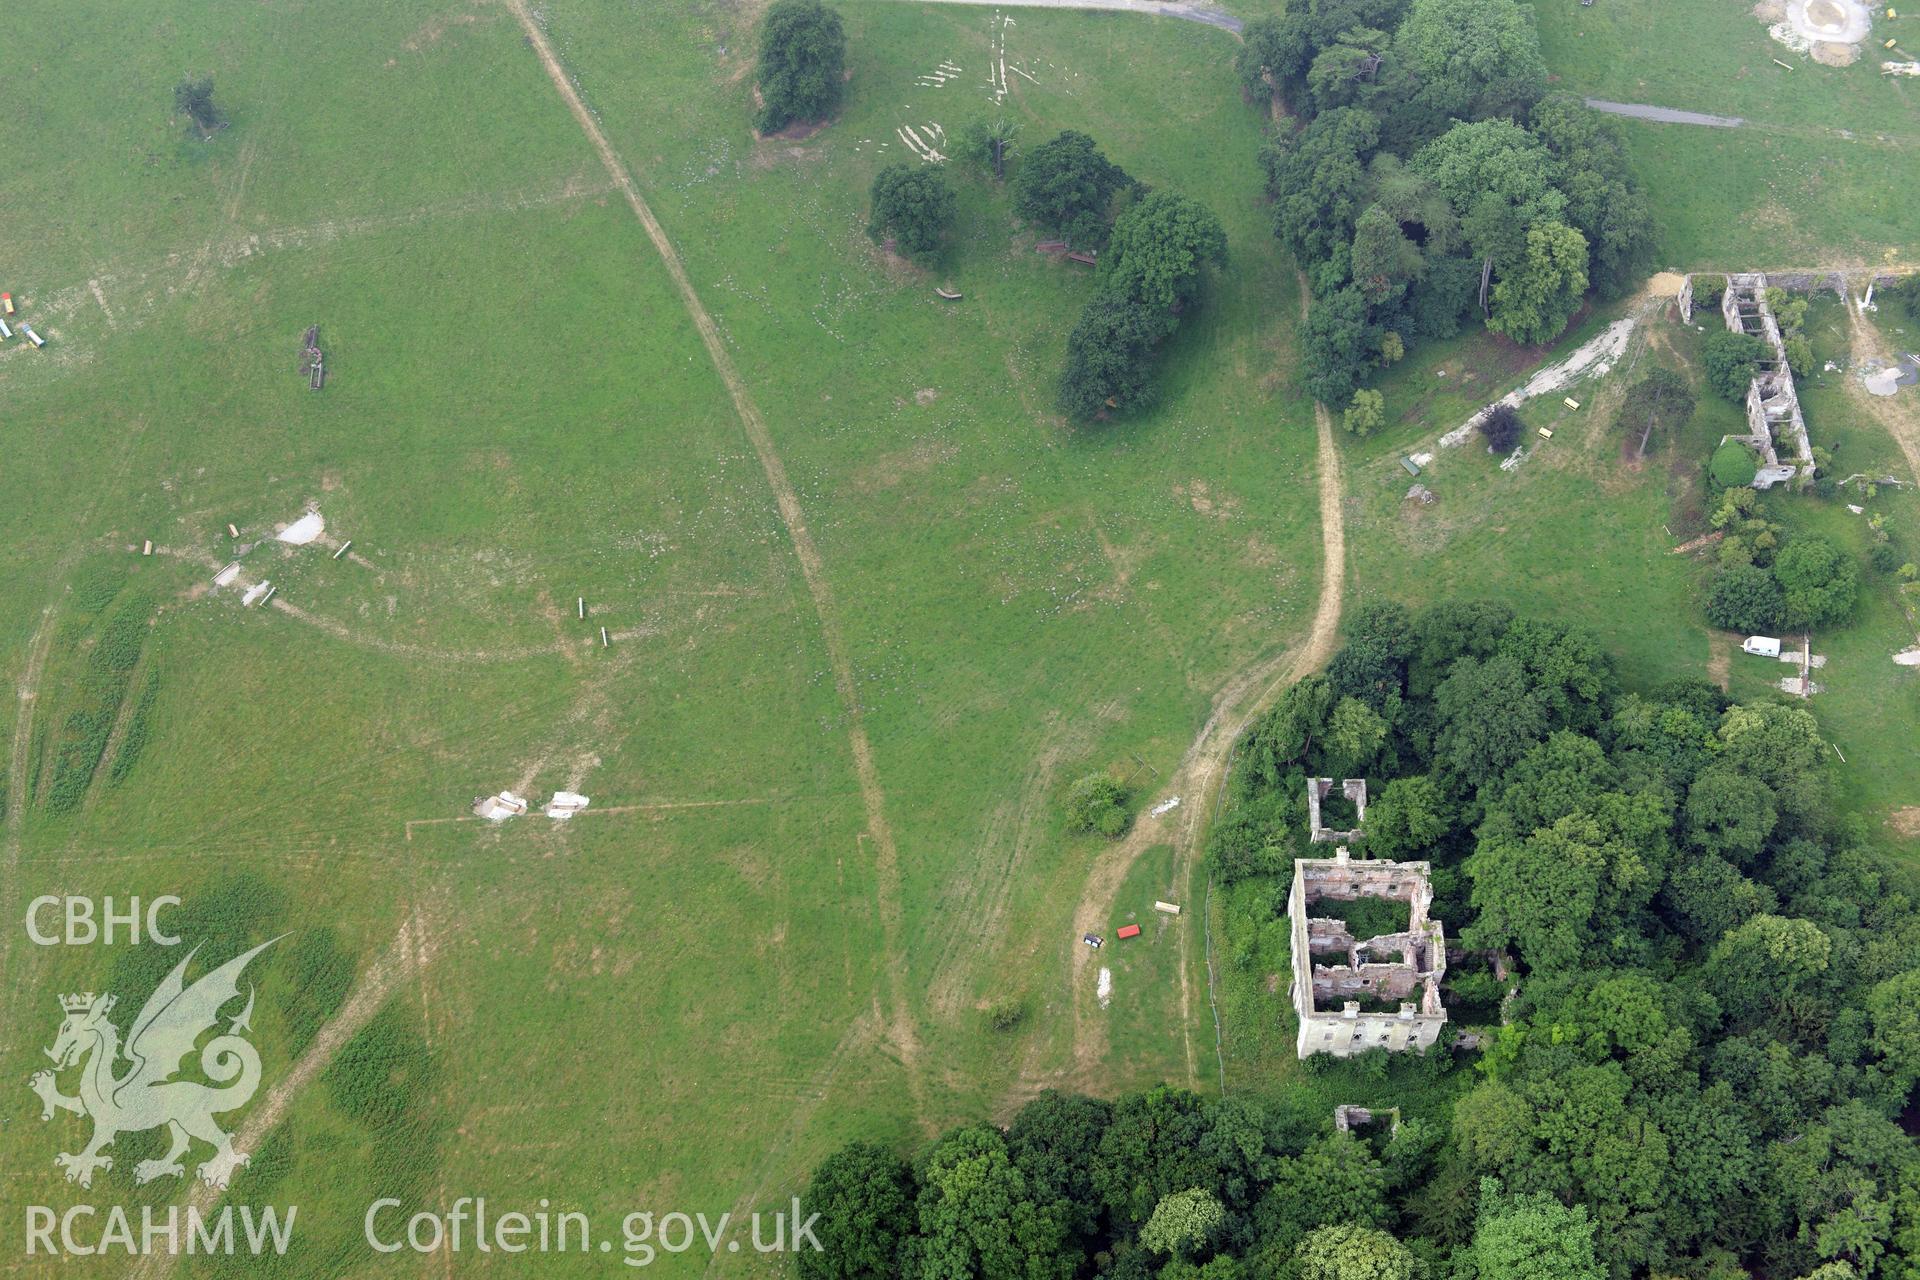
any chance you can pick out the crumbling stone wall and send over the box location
[1288,788,1448,1058]
[1307,777,1368,844]
[1333,1105,1401,1135]
[1718,273,1813,489]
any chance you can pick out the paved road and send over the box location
[1585,98,1745,128]
[874,0,1245,34]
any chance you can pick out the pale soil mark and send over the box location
[88,279,117,328]
[126,911,434,1280]
[503,0,926,1119]
[871,0,1246,34]
[0,178,611,390]
[1707,631,1734,691]
[0,607,62,1007]
[3,608,56,861]
[401,794,790,840]
[1843,299,1920,485]
[1672,530,1725,556]
[225,135,262,224]
[270,597,582,662]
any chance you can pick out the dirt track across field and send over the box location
[1843,298,1920,485]
[1584,99,1745,128]
[126,914,433,1280]
[1061,275,1347,1088]
[503,0,927,1120]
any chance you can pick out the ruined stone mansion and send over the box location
[1287,779,1449,1058]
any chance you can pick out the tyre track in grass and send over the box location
[501,0,926,1118]
[0,425,150,1038]
[0,604,61,1012]
[125,913,433,1280]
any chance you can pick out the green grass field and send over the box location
[1533,0,1918,267]
[2,0,1917,1274]
[0,2,1322,1272]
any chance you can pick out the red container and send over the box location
[1116,924,1142,940]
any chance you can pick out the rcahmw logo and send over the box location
[23,937,298,1257]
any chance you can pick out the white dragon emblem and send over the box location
[28,938,277,1190]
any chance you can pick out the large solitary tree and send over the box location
[755,0,846,133]
[866,164,956,260]
[1615,367,1695,457]
[173,77,224,135]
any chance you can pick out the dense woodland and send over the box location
[800,603,1920,1280]
[1238,0,1657,411]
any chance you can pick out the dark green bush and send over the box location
[44,597,150,813]
[1065,772,1131,837]
[278,928,357,1055]
[109,668,161,785]
[986,997,1030,1032]
[1709,441,1758,489]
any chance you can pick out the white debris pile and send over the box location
[985,12,1014,102]
[1863,365,1902,397]
[241,581,273,607]
[1097,967,1113,1009]
[473,791,530,821]
[896,122,947,162]
[1151,796,1181,817]
[275,510,325,545]
[1440,317,1638,449]
[916,61,963,87]
[544,791,591,820]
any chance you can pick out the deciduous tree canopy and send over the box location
[755,0,846,132]
[1100,190,1228,313]
[866,164,956,259]
[808,601,1920,1280]
[1015,130,1134,248]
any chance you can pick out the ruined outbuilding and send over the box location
[1307,777,1368,844]
[1333,1104,1401,1136]
[1718,274,1815,489]
[1289,780,1447,1058]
